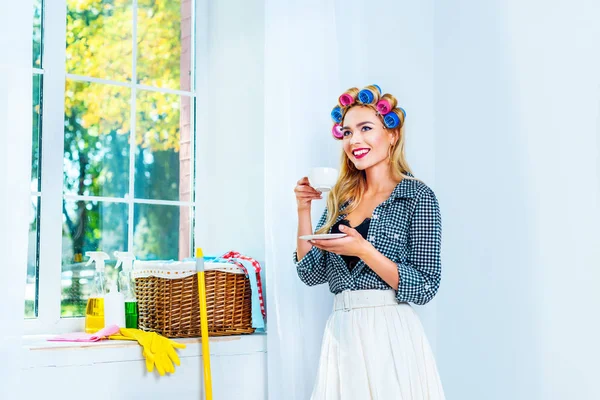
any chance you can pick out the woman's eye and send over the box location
[343,130,352,137]
[361,126,372,132]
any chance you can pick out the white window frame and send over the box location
[25,0,208,335]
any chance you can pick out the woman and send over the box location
[294,85,445,399]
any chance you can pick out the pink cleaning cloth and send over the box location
[47,324,121,342]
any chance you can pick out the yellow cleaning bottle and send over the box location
[84,251,109,333]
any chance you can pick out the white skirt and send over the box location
[311,290,445,400]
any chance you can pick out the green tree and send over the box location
[61,0,190,314]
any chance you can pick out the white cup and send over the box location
[308,167,339,192]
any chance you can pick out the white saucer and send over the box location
[299,233,347,241]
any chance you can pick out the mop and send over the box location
[196,248,213,400]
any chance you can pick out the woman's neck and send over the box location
[364,162,400,195]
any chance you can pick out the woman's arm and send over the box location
[294,208,329,286]
[296,209,314,261]
[313,188,442,304]
[293,177,328,286]
[361,188,442,305]
[356,240,400,289]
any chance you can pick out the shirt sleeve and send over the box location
[294,208,329,286]
[396,188,442,305]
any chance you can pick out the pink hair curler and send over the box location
[376,99,392,115]
[332,124,344,139]
[339,93,354,107]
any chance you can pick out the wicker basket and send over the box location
[135,262,255,338]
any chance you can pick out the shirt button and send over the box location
[394,234,400,239]
[424,283,431,289]
[372,214,378,219]
[369,236,375,242]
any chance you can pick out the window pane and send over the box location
[64,80,131,198]
[33,0,43,67]
[32,74,43,192]
[61,200,128,317]
[133,204,192,260]
[135,91,192,202]
[25,196,41,319]
[66,0,132,82]
[137,0,193,90]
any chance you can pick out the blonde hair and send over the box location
[317,94,413,234]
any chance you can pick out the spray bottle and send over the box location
[115,251,138,329]
[104,282,125,328]
[84,251,109,333]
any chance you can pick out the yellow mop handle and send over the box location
[196,248,213,400]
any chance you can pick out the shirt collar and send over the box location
[388,171,419,200]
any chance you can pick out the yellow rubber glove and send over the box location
[109,328,186,376]
[109,328,156,371]
[149,333,187,375]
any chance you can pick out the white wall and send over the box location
[23,335,266,400]
[434,1,600,399]
[263,1,437,399]
[334,0,439,346]
[25,354,265,400]
[263,2,341,398]
[0,0,32,399]
[195,0,265,261]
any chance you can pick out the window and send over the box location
[26,0,197,333]
[26,0,44,319]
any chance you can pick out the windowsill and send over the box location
[22,332,267,369]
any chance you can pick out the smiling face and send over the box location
[341,106,396,171]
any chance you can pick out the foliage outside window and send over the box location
[26,0,196,323]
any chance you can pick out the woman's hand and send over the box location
[294,177,322,212]
[310,225,372,257]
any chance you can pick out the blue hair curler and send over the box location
[331,106,343,123]
[384,111,401,129]
[373,84,381,94]
[358,89,376,104]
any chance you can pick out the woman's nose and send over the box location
[349,131,362,144]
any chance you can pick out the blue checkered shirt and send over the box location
[294,175,442,305]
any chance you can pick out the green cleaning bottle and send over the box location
[85,251,109,334]
[115,251,138,329]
